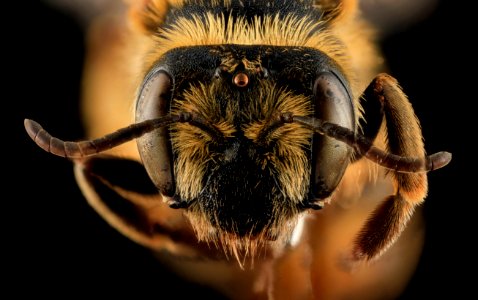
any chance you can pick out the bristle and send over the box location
[353,195,415,261]
[128,0,171,34]
[185,206,301,267]
[325,0,359,24]
[171,81,312,203]
[148,13,351,77]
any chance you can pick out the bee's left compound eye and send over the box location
[233,72,249,87]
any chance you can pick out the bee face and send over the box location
[24,2,451,286]
[135,45,355,249]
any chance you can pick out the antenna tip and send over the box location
[430,151,452,171]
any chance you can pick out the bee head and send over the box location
[136,45,355,255]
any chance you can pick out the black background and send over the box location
[5,0,474,298]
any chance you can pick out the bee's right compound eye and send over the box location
[135,71,175,197]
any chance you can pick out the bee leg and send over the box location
[353,73,427,261]
[73,155,199,254]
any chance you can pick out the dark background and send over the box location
[5,0,474,298]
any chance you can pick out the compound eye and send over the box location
[312,72,355,199]
[135,71,175,197]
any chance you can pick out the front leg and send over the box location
[353,73,428,261]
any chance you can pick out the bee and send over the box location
[25,0,451,298]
